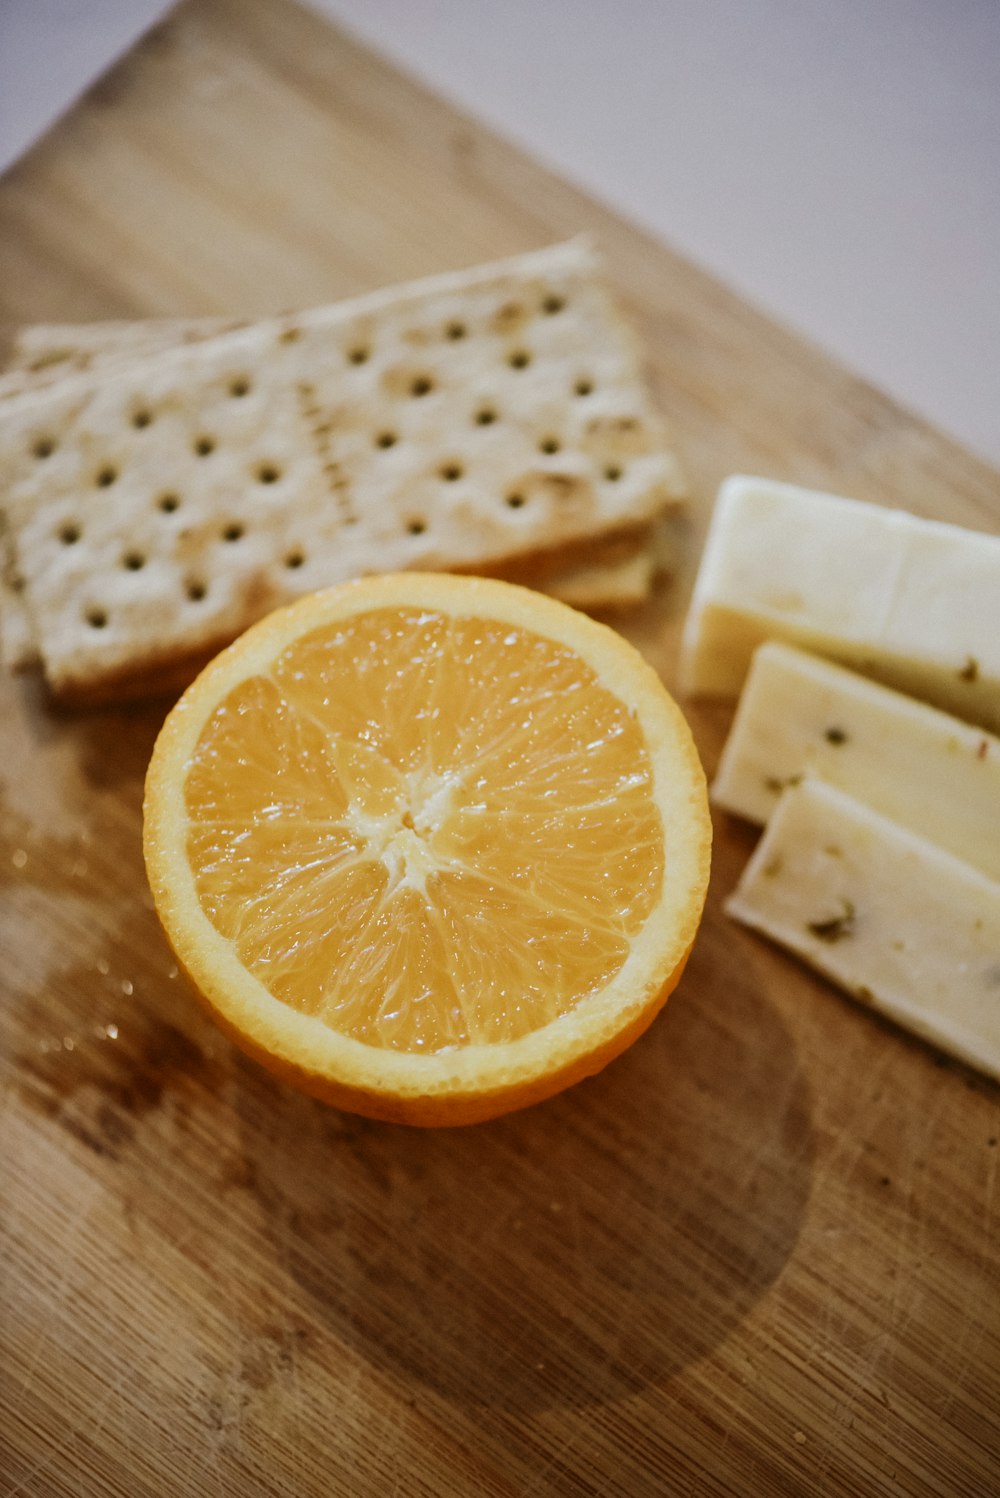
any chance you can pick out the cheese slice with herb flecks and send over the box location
[711,641,1000,881]
[680,476,1000,734]
[725,776,1000,1082]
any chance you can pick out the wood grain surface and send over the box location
[1,2,998,1494]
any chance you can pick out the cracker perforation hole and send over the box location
[86,608,108,629]
[222,523,244,542]
[33,437,56,459]
[505,492,526,510]
[604,464,623,482]
[410,376,434,397]
[542,294,566,315]
[574,379,593,397]
[123,551,146,571]
[347,346,369,365]
[375,431,397,449]
[96,465,118,487]
[158,493,181,513]
[508,351,531,370]
[279,327,302,345]
[132,409,153,429]
[59,522,81,545]
[445,321,467,340]
[284,550,305,569]
[407,518,427,535]
[440,463,463,482]
[475,407,497,426]
[194,436,215,457]
[256,463,281,485]
[228,377,251,398]
[186,579,207,602]
[539,437,561,455]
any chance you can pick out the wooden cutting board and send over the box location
[1,2,997,1493]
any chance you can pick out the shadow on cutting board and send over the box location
[228,914,814,1415]
[6,809,812,1418]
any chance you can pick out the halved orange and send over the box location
[143,573,711,1126]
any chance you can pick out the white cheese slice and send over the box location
[711,641,1000,880]
[725,777,1000,1081]
[679,475,1000,733]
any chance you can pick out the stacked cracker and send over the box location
[0,240,686,703]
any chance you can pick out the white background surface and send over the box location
[2,0,998,467]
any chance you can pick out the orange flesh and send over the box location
[184,607,664,1052]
